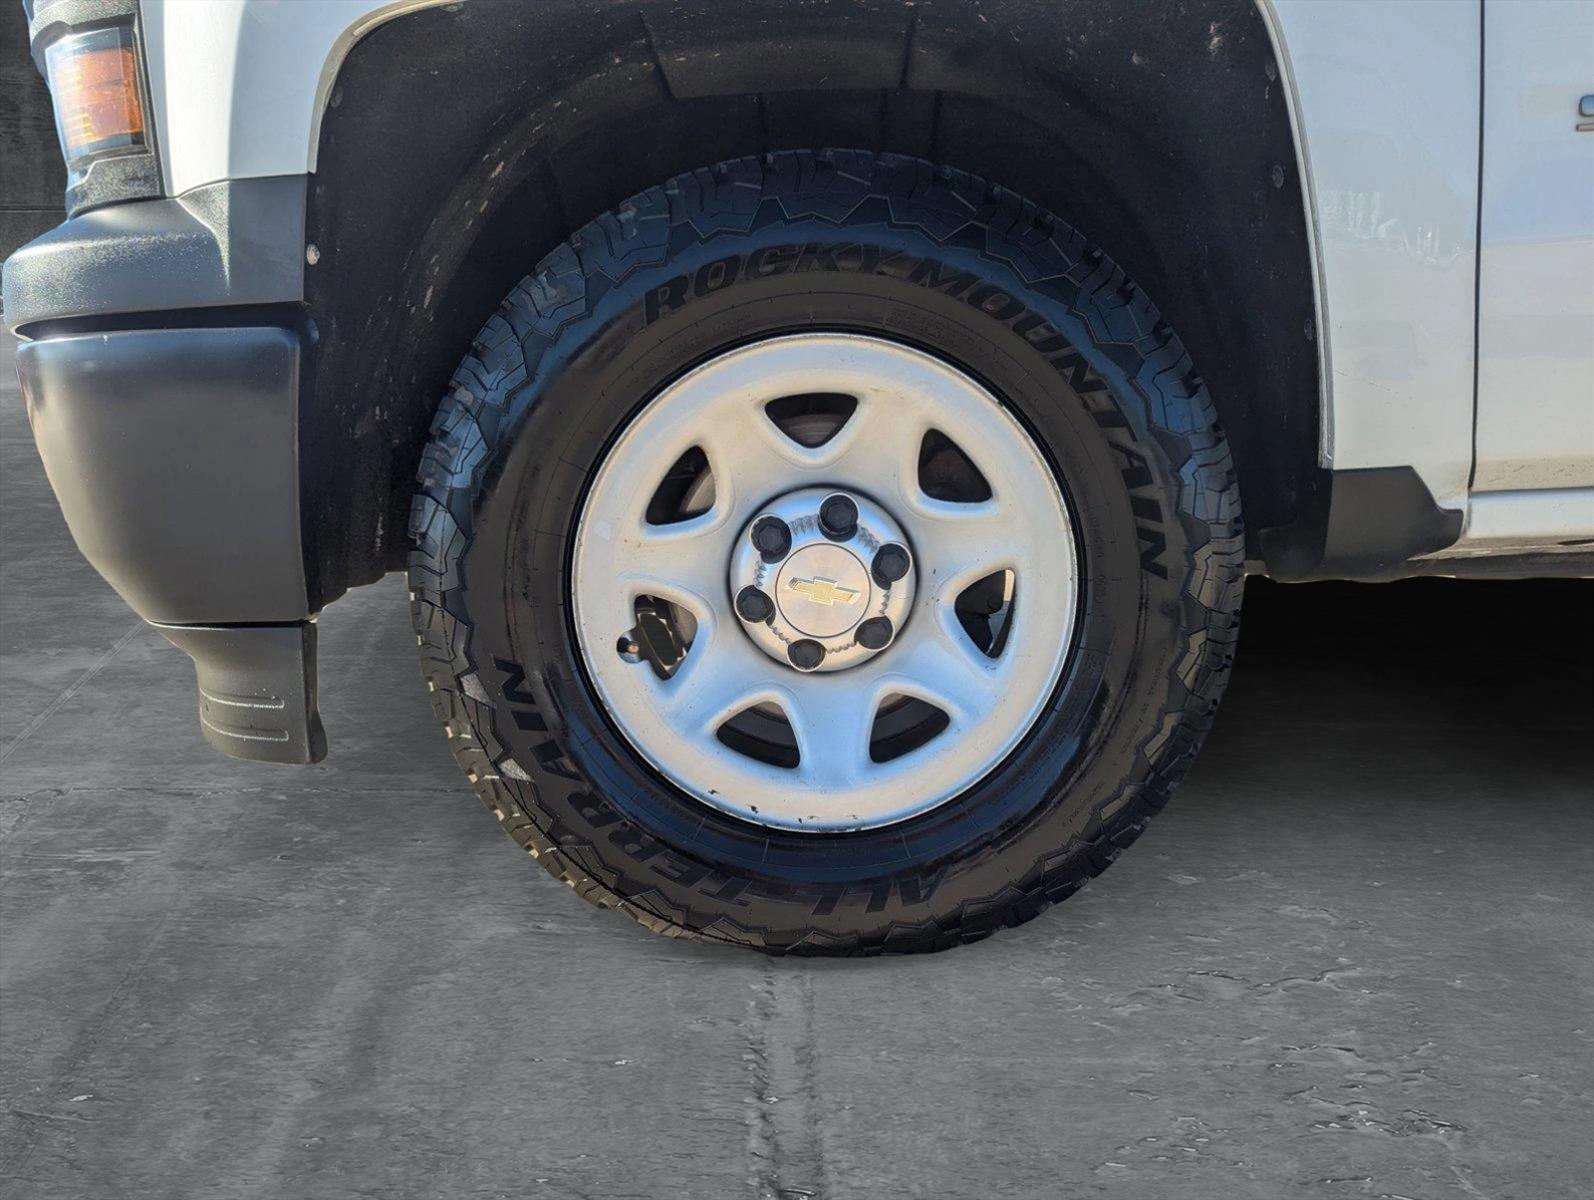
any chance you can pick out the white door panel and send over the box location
[1457,487,1594,547]
[1473,0,1594,492]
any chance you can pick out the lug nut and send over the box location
[751,516,792,561]
[856,616,894,651]
[818,494,858,539]
[788,639,825,671]
[872,543,911,586]
[735,586,774,624]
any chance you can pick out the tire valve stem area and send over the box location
[620,601,687,679]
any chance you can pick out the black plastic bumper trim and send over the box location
[15,325,310,624]
[154,622,327,764]
[2,175,307,332]
[1258,466,1465,581]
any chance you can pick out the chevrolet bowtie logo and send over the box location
[786,576,862,606]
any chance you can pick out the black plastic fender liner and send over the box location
[306,0,1319,598]
[154,622,327,764]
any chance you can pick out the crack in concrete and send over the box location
[744,965,828,1200]
[0,621,145,767]
[744,967,782,1199]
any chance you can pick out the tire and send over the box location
[408,150,1243,955]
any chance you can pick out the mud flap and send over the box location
[154,622,327,764]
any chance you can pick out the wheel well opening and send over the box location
[303,0,1316,609]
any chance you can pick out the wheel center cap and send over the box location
[776,545,871,637]
[729,487,916,673]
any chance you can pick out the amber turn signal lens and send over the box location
[44,26,146,162]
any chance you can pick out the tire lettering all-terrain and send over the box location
[809,872,946,916]
[492,658,763,904]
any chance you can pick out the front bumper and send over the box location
[17,327,308,624]
[4,178,326,763]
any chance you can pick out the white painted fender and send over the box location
[139,0,448,196]
[1261,0,1481,515]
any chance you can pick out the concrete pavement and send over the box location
[2,333,1591,1199]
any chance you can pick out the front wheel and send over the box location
[408,150,1243,954]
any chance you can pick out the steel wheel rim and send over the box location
[571,332,1078,831]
